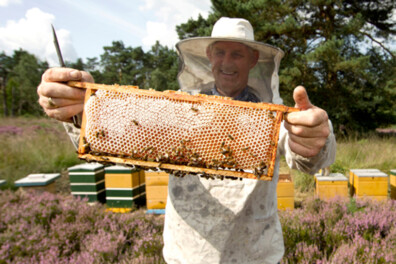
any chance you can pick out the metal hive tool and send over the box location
[71,81,298,181]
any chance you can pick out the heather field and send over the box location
[0,190,395,263]
[1,117,396,263]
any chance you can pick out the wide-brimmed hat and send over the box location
[176,17,285,104]
[177,17,284,62]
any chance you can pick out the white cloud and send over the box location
[139,0,211,49]
[0,0,22,7]
[0,7,77,66]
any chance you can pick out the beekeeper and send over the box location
[37,17,336,264]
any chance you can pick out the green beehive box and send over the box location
[0,179,6,187]
[68,163,105,203]
[72,190,106,203]
[70,181,105,192]
[390,169,396,200]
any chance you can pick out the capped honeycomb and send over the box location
[70,81,298,180]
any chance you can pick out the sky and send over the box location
[0,0,212,66]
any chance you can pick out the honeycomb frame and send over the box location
[69,81,298,181]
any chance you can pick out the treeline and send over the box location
[1,0,395,135]
[0,41,179,119]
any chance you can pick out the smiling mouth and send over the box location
[220,70,236,76]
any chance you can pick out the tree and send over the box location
[99,41,147,85]
[0,52,13,116]
[145,41,179,91]
[175,0,396,133]
[9,51,48,116]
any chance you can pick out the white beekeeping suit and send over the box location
[162,17,336,264]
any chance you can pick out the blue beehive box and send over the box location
[68,163,105,203]
[0,179,6,187]
[15,173,60,193]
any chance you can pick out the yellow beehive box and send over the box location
[315,173,348,200]
[146,185,168,200]
[145,171,169,186]
[390,170,396,200]
[146,199,167,209]
[145,171,169,210]
[146,185,168,209]
[105,166,141,188]
[353,170,388,199]
[277,173,294,210]
[349,169,382,196]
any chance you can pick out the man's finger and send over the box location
[38,82,86,100]
[44,104,84,122]
[42,68,83,82]
[293,86,313,110]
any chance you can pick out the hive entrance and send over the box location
[71,81,298,180]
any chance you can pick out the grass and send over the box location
[283,134,396,201]
[0,117,82,190]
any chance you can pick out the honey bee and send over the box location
[227,134,234,141]
[249,152,257,158]
[82,143,90,153]
[268,111,275,119]
[242,147,250,151]
[132,120,139,126]
[191,107,199,112]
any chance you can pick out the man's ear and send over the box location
[250,50,259,69]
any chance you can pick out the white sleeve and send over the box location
[62,122,80,150]
[277,120,336,175]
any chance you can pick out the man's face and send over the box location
[206,41,258,98]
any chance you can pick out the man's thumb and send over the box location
[293,86,312,110]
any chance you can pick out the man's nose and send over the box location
[222,53,234,66]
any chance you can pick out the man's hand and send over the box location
[37,68,94,122]
[284,86,330,157]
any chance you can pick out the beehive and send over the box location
[105,165,146,208]
[390,169,396,200]
[277,173,294,210]
[0,179,6,187]
[315,173,348,200]
[70,81,298,181]
[68,163,105,203]
[145,171,169,210]
[14,173,60,193]
[351,169,388,201]
[349,169,381,196]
